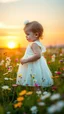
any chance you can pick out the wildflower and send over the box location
[26,91,33,95]
[19,90,27,96]
[40,92,51,100]
[4,77,9,80]
[51,76,59,78]
[36,90,42,95]
[51,86,57,91]
[50,93,60,101]
[17,97,24,102]
[48,61,51,64]
[38,102,45,106]
[8,66,12,72]
[30,106,38,114]
[2,85,9,90]
[43,91,49,95]
[47,104,57,113]
[15,58,18,62]
[14,102,22,108]
[12,84,18,87]
[55,71,61,75]
[6,112,11,114]
[47,101,64,113]
[59,59,64,63]
[56,101,64,111]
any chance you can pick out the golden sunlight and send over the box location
[8,41,16,49]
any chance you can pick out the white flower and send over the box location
[47,101,64,113]
[36,90,42,95]
[38,102,45,106]
[40,92,51,100]
[2,85,9,90]
[47,105,57,113]
[56,101,64,112]
[50,94,60,101]
[6,111,11,114]
[43,91,49,95]
[4,77,9,80]
[30,106,38,114]
[24,20,29,25]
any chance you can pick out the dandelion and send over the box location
[26,91,33,95]
[51,76,59,78]
[14,102,22,108]
[19,90,27,96]
[17,97,24,102]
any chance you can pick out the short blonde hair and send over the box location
[24,21,44,39]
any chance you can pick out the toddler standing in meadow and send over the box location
[16,21,53,87]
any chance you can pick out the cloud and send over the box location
[0,0,19,3]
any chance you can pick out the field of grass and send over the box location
[0,47,64,114]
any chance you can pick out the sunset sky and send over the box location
[0,0,64,48]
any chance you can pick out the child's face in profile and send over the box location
[25,31,38,42]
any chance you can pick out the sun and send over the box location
[8,41,16,49]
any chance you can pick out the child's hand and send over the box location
[20,58,27,65]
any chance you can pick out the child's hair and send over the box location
[24,21,44,39]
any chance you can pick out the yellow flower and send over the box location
[19,90,27,96]
[14,102,22,108]
[26,91,33,95]
[17,97,24,102]
[51,76,59,78]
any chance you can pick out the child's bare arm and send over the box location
[20,43,41,64]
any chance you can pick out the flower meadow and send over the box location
[0,47,64,114]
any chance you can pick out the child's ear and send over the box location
[35,33,39,37]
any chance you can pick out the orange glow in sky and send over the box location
[0,0,64,47]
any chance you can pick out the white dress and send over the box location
[16,40,53,87]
